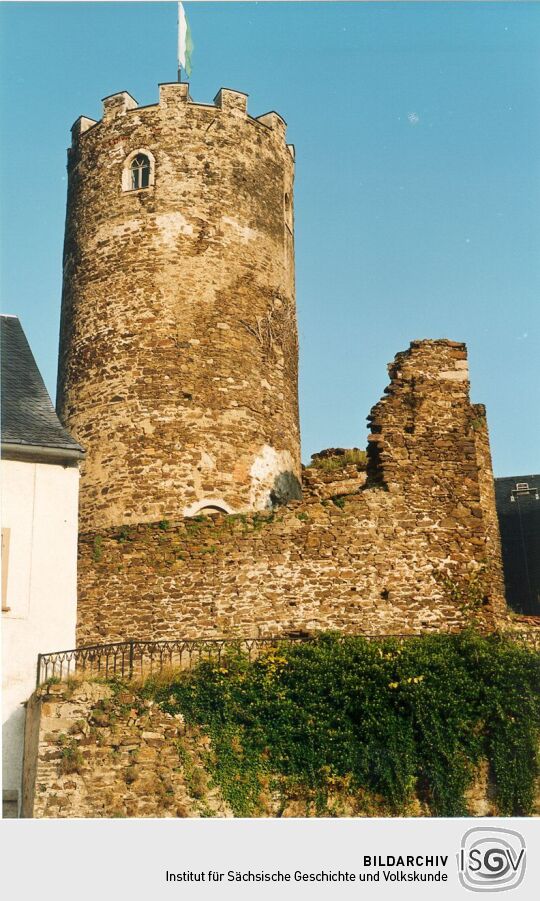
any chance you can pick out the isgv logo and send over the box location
[458,828,526,892]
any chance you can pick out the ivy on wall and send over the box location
[141,632,540,817]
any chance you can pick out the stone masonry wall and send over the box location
[22,681,231,818]
[77,340,507,646]
[57,83,300,529]
[471,405,507,604]
[23,681,539,818]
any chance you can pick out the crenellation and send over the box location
[70,116,97,144]
[213,87,248,114]
[158,81,190,106]
[102,90,138,120]
[256,111,287,136]
[71,86,292,149]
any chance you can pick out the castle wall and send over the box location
[57,84,300,530]
[76,341,507,646]
[24,680,537,818]
[22,681,231,818]
[470,406,506,604]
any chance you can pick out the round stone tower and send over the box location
[57,83,301,530]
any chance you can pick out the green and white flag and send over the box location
[178,2,193,77]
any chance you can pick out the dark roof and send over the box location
[495,475,540,616]
[1,315,83,457]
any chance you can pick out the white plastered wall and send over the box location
[1,459,79,812]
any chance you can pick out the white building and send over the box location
[1,315,83,817]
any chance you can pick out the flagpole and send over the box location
[177,1,181,82]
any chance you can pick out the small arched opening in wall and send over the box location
[121,149,156,193]
[183,499,234,518]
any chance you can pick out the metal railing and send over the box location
[36,636,314,687]
[36,629,540,688]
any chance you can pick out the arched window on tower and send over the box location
[130,154,151,190]
[122,150,155,193]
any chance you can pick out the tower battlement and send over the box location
[70,84,294,155]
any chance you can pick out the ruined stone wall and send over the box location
[57,83,300,530]
[77,340,507,646]
[471,406,506,602]
[23,681,538,818]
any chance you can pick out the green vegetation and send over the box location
[470,418,484,432]
[140,632,539,817]
[438,565,490,617]
[58,734,84,775]
[176,741,208,799]
[309,449,367,473]
[251,510,275,530]
[92,535,102,562]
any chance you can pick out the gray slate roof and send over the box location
[1,315,83,456]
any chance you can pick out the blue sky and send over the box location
[1,1,539,475]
